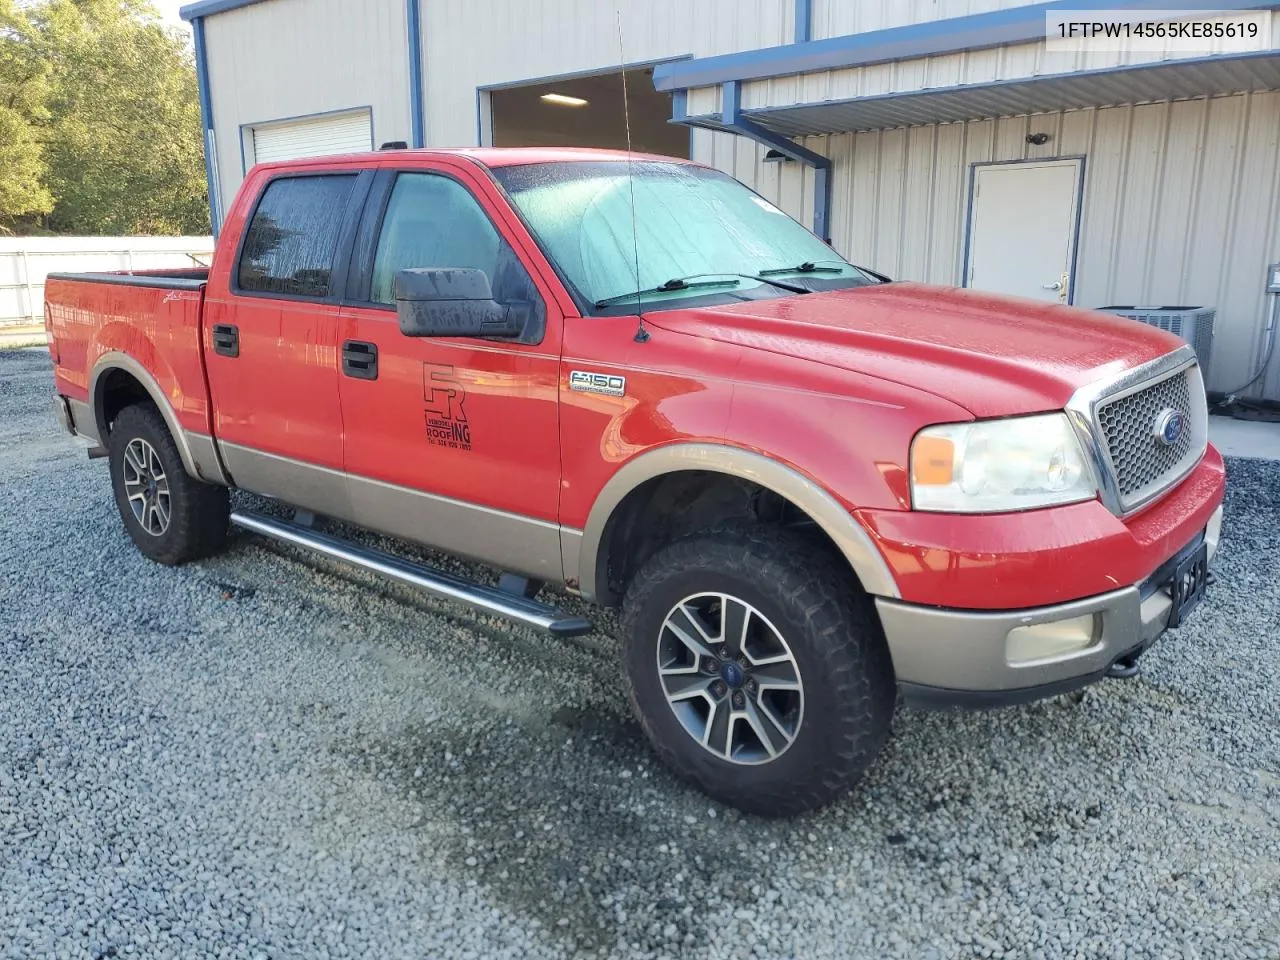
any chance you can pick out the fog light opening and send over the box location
[1006,614,1100,665]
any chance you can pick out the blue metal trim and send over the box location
[669,89,693,156]
[722,81,827,167]
[238,104,375,134]
[179,0,265,21]
[652,0,1280,91]
[191,17,221,236]
[406,0,425,147]
[961,157,1087,302]
[670,89,688,122]
[1067,155,1087,307]
[475,88,484,146]
[719,81,831,241]
[794,0,812,43]
[477,54,694,92]
[713,48,1280,127]
[960,162,977,292]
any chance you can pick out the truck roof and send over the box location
[251,146,697,173]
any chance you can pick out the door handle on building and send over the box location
[1042,273,1069,300]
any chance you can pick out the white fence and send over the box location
[0,236,215,329]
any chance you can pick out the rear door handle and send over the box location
[342,340,378,380]
[212,324,239,358]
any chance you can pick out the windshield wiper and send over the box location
[595,276,741,308]
[594,271,815,309]
[758,260,848,276]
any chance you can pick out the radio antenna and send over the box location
[616,9,649,343]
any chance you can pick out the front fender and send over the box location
[570,443,901,604]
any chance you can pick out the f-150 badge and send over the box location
[569,370,626,398]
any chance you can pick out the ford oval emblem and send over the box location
[1153,408,1186,447]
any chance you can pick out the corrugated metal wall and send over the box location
[195,0,1279,397]
[742,34,1280,112]
[811,0,1043,39]
[203,0,412,215]
[421,0,790,146]
[765,93,1280,396]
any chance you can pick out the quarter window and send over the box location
[237,174,357,299]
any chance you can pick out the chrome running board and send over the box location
[230,510,593,637]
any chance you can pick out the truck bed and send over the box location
[45,268,209,290]
[44,268,214,445]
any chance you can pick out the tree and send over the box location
[0,0,55,228]
[0,0,209,236]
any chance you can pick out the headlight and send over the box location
[910,413,1096,513]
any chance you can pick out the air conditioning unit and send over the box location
[1099,305,1215,370]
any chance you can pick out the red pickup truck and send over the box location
[45,147,1224,815]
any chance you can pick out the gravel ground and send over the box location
[2,346,1278,960]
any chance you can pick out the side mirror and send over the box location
[395,268,525,339]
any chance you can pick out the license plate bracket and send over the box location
[1166,541,1209,628]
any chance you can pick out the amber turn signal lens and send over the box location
[911,435,955,486]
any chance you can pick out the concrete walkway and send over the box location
[1209,414,1280,461]
[0,325,46,349]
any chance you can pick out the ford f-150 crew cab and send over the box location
[45,147,1225,816]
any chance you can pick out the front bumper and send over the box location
[879,503,1223,709]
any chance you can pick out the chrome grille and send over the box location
[1094,365,1205,511]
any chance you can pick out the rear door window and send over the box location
[237,174,357,299]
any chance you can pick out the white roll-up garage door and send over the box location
[251,110,373,165]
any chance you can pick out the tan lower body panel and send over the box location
[185,432,228,485]
[217,441,564,583]
[66,398,99,443]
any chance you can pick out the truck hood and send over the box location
[645,283,1186,418]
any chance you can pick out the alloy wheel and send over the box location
[121,437,171,537]
[656,592,804,764]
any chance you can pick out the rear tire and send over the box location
[107,404,229,565]
[621,523,896,817]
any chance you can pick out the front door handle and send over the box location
[212,324,239,358]
[342,340,378,380]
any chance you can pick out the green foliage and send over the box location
[0,0,209,236]
[0,0,55,224]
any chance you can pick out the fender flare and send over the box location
[88,352,228,485]
[572,443,900,604]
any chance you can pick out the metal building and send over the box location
[180,0,1280,399]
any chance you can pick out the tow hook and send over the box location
[1106,655,1142,680]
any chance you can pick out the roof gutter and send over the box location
[652,0,1280,91]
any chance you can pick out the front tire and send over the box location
[621,523,895,816]
[108,403,229,565]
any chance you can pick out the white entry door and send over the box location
[965,159,1082,303]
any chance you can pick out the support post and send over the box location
[720,80,832,242]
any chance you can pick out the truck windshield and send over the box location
[491,160,872,313]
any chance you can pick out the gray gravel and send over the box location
[2,345,1278,959]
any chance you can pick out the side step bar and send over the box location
[229,510,593,637]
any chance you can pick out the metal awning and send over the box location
[685,53,1280,137]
